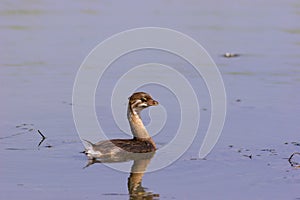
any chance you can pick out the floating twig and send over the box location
[37,130,46,139]
[288,152,300,168]
[37,130,46,147]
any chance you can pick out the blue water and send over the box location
[1,1,300,199]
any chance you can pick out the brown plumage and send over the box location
[84,92,158,160]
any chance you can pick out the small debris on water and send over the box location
[261,148,276,153]
[291,142,300,146]
[37,130,46,147]
[243,154,252,159]
[288,152,300,168]
[223,52,240,58]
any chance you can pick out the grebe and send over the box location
[84,92,158,160]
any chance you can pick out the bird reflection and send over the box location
[84,152,159,199]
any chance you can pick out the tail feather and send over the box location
[82,139,102,159]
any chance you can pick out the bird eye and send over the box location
[141,97,147,102]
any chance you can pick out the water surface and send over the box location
[1,0,300,199]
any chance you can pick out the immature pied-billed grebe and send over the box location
[84,92,158,160]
